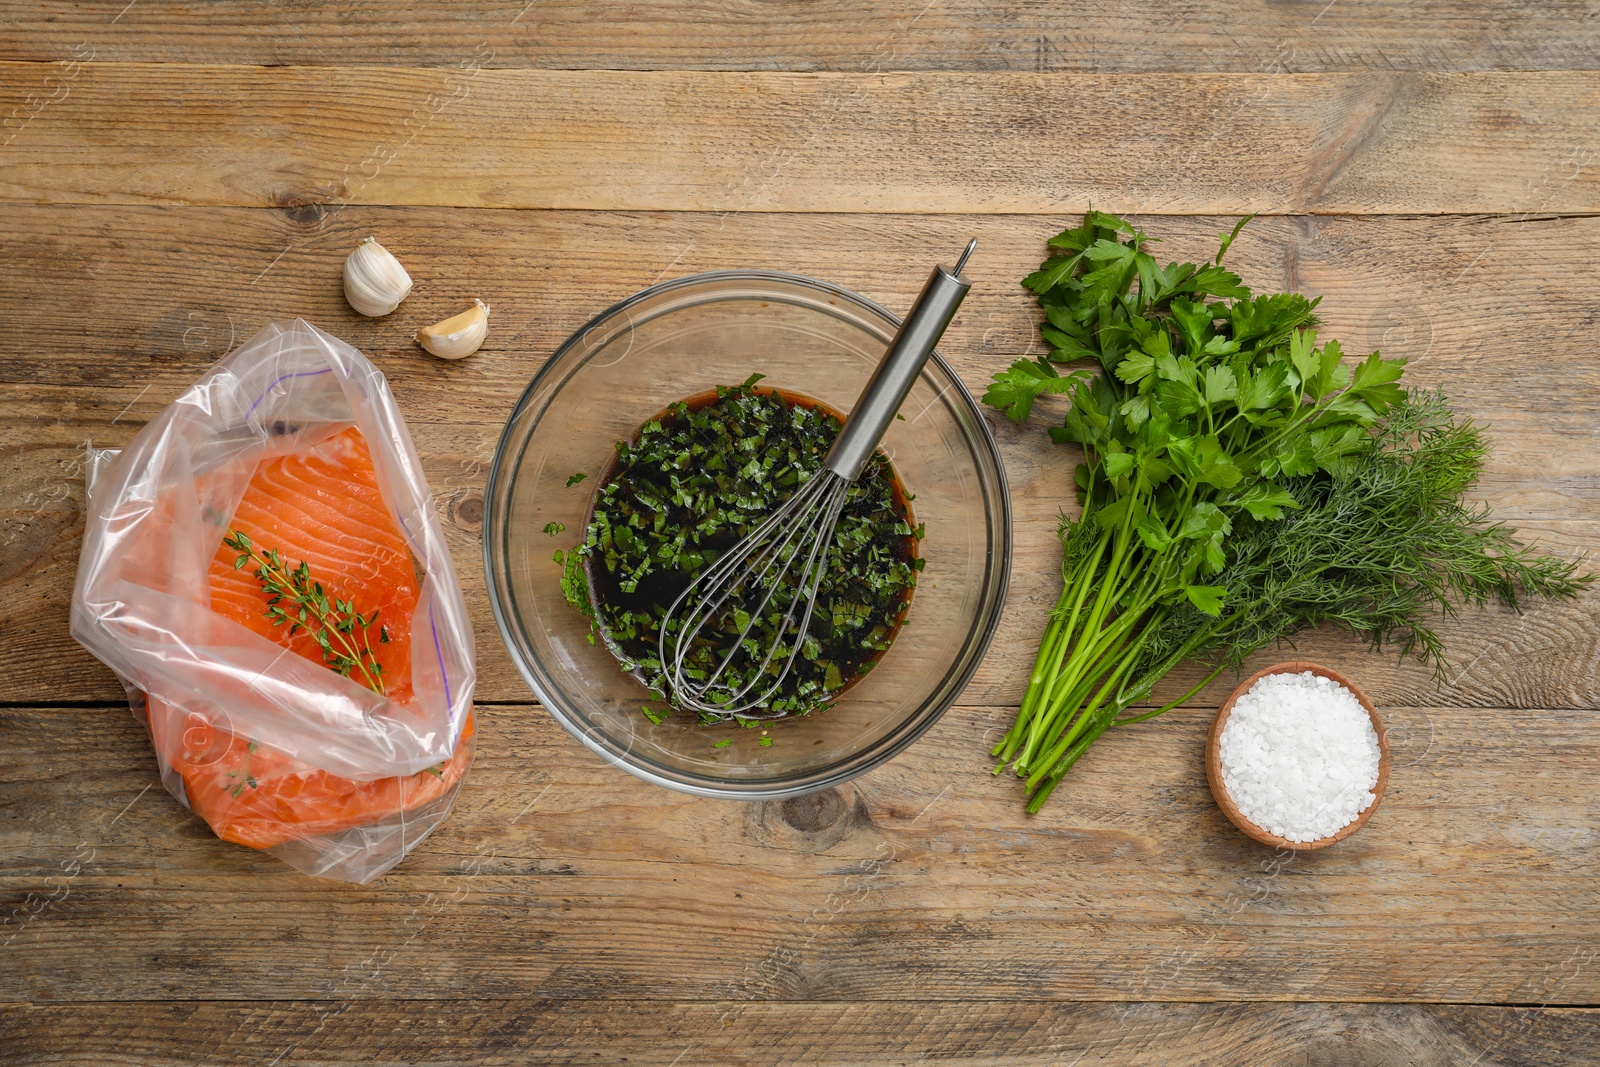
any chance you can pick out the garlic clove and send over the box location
[343,236,413,317]
[416,299,490,360]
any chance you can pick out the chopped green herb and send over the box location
[757,736,774,747]
[560,378,923,719]
[641,704,669,725]
[566,472,587,487]
[712,738,733,749]
[543,522,566,536]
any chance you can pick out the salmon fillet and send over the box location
[209,426,418,704]
[149,426,473,850]
[149,698,474,849]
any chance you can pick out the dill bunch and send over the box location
[1176,390,1583,677]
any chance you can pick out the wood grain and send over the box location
[2,1000,1596,1066]
[2,13,1598,1055]
[2,702,1597,1003]
[4,65,1599,213]
[5,1,1598,73]
[2,207,1596,709]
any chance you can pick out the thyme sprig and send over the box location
[222,529,391,696]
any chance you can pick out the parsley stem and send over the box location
[1000,533,1107,762]
[1112,663,1226,727]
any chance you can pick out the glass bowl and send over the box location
[484,270,1011,799]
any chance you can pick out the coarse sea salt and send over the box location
[1218,670,1381,844]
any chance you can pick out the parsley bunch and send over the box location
[987,212,1586,812]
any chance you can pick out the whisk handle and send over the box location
[823,242,975,481]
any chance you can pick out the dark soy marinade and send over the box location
[560,374,924,721]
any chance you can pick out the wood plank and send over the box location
[3,65,1599,213]
[2,207,1596,709]
[1,1000,1596,1066]
[2,702,1597,1003]
[6,1,1598,73]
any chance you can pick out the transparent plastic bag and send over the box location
[72,319,476,883]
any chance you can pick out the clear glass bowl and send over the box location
[484,271,1011,799]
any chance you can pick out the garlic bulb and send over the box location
[416,299,490,359]
[343,237,413,317]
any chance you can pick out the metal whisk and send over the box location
[659,240,976,718]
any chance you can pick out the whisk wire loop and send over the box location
[660,471,849,717]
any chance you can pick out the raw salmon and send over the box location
[148,426,474,850]
[209,426,419,704]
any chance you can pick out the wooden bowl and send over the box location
[1205,661,1390,850]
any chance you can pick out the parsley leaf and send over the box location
[985,358,1088,421]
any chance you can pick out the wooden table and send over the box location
[3,4,1599,1064]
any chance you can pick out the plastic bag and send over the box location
[72,319,477,883]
